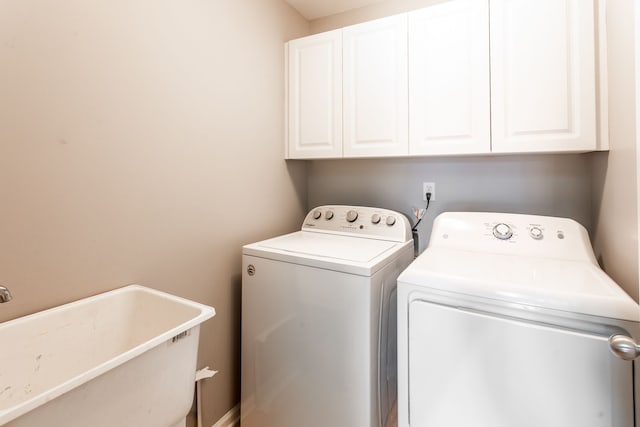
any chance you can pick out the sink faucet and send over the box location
[0,286,12,303]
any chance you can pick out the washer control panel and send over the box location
[302,205,412,242]
[430,212,597,263]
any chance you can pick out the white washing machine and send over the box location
[241,205,414,427]
[397,212,640,427]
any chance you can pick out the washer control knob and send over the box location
[346,210,358,223]
[371,214,381,224]
[386,216,396,226]
[529,226,543,240]
[325,210,334,220]
[312,210,322,220]
[493,223,513,240]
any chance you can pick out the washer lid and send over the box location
[256,231,398,263]
[398,248,639,321]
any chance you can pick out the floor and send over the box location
[233,403,397,427]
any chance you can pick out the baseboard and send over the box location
[212,404,240,427]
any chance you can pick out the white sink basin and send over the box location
[0,285,215,427]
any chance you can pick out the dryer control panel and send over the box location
[428,212,597,264]
[302,205,412,242]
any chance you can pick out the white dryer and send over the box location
[242,205,413,427]
[397,212,640,427]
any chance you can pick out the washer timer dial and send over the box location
[346,210,359,223]
[492,223,513,240]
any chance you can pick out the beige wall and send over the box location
[0,1,308,425]
[590,0,639,301]
[310,0,445,33]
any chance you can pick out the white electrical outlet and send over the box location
[423,182,436,201]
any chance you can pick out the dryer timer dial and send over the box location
[493,223,513,240]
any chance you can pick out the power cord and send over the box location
[411,192,432,232]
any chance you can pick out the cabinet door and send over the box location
[409,0,490,155]
[287,30,342,159]
[490,0,596,153]
[343,15,408,157]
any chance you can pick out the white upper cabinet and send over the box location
[490,0,597,153]
[342,15,409,157]
[287,30,342,159]
[284,0,603,159]
[408,0,491,155]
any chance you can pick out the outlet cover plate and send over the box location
[423,182,435,201]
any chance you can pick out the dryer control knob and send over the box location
[493,223,513,240]
[529,227,543,240]
[313,210,322,220]
[371,214,381,224]
[325,210,334,220]
[386,216,396,226]
[346,210,358,223]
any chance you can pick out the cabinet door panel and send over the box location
[490,0,596,153]
[343,15,408,157]
[409,0,490,155]
[287,30,342,159]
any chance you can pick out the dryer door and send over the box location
[408,300,634,427]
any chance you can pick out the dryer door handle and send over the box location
[609,335,640,360]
